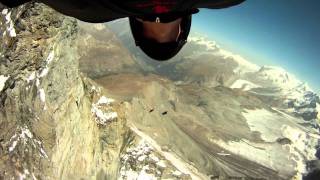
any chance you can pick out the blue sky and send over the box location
[192,0,320,91]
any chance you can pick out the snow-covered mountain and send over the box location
[229,64,319,125]
[187,34,319,122]
[188,34,320,178]
[187,35,260,74]
[235,64,319,123]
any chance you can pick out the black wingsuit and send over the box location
[1,0,245,23]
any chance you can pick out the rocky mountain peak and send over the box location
[0,3,129,179]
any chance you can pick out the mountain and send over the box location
[0,4,129,179]
[1,3,319,180]
[107,19,320,179]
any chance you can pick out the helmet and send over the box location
[129,9,198,61]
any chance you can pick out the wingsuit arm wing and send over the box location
[196,0,246,9]
[0,0,31,8]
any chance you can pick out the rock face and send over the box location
[0,3,129,179]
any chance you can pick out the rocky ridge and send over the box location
[0,3,130,179]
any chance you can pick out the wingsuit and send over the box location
[1,0,245,60]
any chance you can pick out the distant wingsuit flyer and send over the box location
[0,0,245,61]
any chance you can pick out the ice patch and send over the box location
[94,24,105,31]
[40,147,48,158]
[242,109,283,142]
[8,126,33,152]
[97,96,114,106]
[39,51,55,78]
[120,169,139,180]
[8,126,48,159]
[36,79,40,87]
[137,155,147,162]
[91,86,101,94]
[46,51,55,64]
[8,23,16,37]
[281,125,318,179]
[9,140,18,152]
[231,79,261,91]
[21,126,33,139]
[19,169,30,180]
[26,51,55,83]
[32,173,37,180]
[91,105,117,125]
[149,154,160,162]
[5,11,11,22]
[39,67,49,78]
[156,160,166,169]
[91,96,117,125]
[27,72,36,83]
[1,9,8,15]
[39,89,46,103]
[137,170,157,180]
[5,11,17,37]
[0,75,9,91]
[217,151,231,156]
[282,125,317,159]
[120,140,160,180]
[172,170,182,177]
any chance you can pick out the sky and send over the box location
[192,0,320,91]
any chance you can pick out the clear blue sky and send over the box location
[192,0,320,91]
